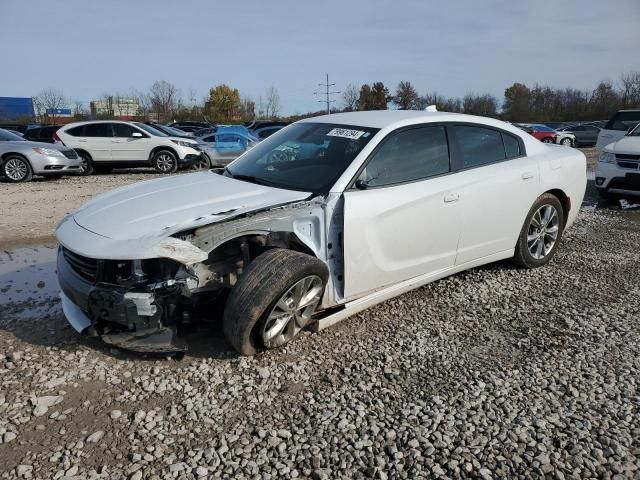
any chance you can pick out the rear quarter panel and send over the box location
[536,145,586,229]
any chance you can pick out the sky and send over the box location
[1,0,639,115]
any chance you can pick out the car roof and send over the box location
[298,110,517,131]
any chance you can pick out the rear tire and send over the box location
[77,151,94,176]
[542,137,554,144]
[513,193,564,269]
[223,249,328,356]
[152,150,178,174]
[191,154,210,170]
[2,155,33,182]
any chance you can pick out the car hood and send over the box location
[167,136,199,146]
[605,136,640,155]
[72,171,310,240]
[0,140,68,150]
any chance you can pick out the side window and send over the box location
[502,133,521,159]
[606,112,640,131]
[359,126,450,187]
[66,125,85,136]
[454,125,506,168]
[84,123,112,138]
[112,123,136,137]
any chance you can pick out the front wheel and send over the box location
[560,137,572,146]
[191,154,210,170]
[2,155,33,182]
[152,150,178,174]
[513,193,564,268]
[223,249,328,355]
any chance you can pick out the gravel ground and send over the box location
[1,148,639,479]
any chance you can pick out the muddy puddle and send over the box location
[0,246,59,320]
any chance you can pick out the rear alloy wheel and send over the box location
[560,137,573,146]
[542,137,554,144]
[514,193,564,268]
[2,155,32,182]
[152,150,178,174]
[77,151,94,176]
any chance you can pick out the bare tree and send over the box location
[149,80,179,122]
[34,88,67,122]
[132,90,151,119]
[341,83,359,111]
[264,87,281,119]
[73,100,88,119]
[620,71,640,109]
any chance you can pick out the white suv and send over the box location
[56,121,204,175]
[595,110,640,151]
[595,123,640,198]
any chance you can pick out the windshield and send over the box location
[163,125,189,136]
[0,128,26,141]
[627,123,640,136]
[134,122,168,137]
[225,122,380,192]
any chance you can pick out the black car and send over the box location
[168,121,212,133]
[556,124,601,147]
[22,125,61,144]
[144,122,193,138]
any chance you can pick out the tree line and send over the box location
[12,70,640,125]
[343,71,640,122]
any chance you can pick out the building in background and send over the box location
[0,97,35,120]
[90,96,140,120]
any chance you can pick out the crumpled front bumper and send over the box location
[57,247,186,353]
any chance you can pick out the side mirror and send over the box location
[131,132,143,138]
[355,179,369,190]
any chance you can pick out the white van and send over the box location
[596,110,640,150]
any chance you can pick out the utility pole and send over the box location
[314,74,341,114]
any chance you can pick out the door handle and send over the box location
[521,172,534,180]
[443,193,460,203]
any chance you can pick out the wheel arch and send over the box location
[545,188,570,226]
[1,152,33,169]
[73,148,93,160]
[149,146,179,162]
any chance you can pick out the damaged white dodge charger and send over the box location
[56,111,586,355]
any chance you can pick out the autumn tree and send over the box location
[394,81,419,110]
[357,82,390,110]
[502,83,532,121]
[206,84,242,122]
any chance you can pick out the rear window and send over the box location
[605,111,640,131]
[454,126,506,168]
[66,125,85,136]
[84,123,112,137]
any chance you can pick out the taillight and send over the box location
[53,131,63,145]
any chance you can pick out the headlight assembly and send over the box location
[599,152,615,164]
[32,147,63,156]
[171,140,196,148]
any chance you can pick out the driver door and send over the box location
[342,125,462,300]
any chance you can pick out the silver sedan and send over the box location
[0,128,81,182]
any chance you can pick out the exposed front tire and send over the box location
[513,193,564,269]
[152,150,178,174]
[77,151,94,176]
[560,137,573,146]
[2,155,33,182]
[223,249,329,356]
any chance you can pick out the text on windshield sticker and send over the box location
[327,128,366,140]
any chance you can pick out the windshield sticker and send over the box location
[327,128,366,140]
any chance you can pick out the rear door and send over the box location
[110,123,150,162]
[343,125,462,300]
[83,123,113,161]
[450,125,540,265]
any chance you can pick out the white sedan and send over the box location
[56,111,587,355]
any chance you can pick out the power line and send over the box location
[314,74,341,114]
